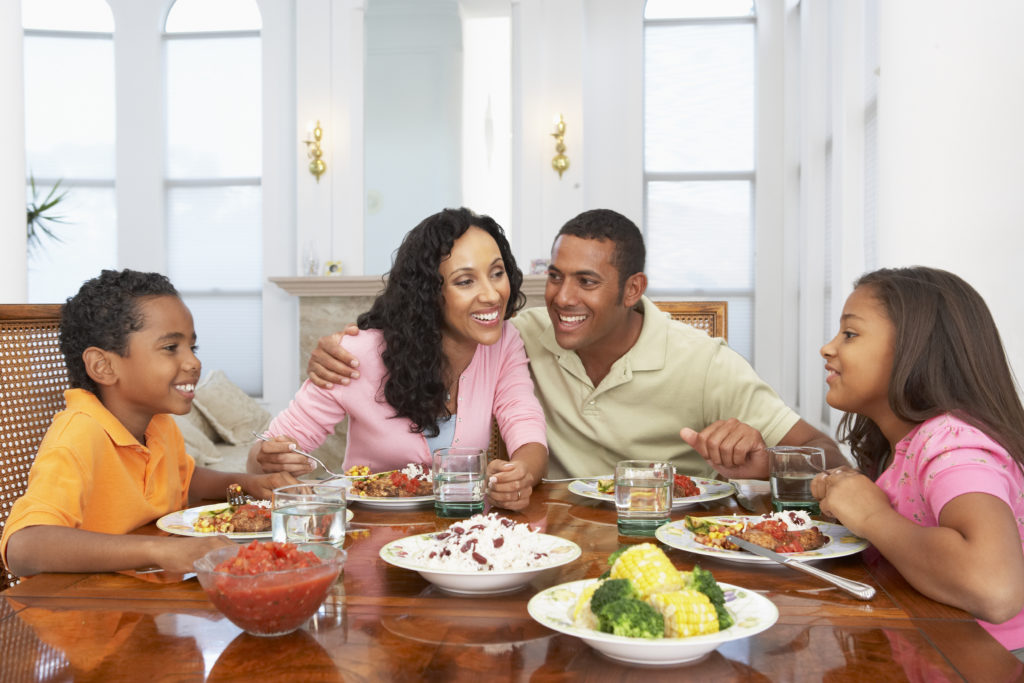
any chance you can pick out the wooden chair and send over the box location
[0,304,68,590]
[653,300,728,341]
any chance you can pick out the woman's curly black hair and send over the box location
[357,207,525,437]
[60,269,180,394]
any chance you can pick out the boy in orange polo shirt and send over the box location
[0,269,298,576]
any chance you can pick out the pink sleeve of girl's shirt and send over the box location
[490,322,547,455]
[912,419,1019,520]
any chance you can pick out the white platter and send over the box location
[156,503,353,540]
[655,515,869,564]
[567,475,734,509]
[379,531,581,595]
[527,578,778,666]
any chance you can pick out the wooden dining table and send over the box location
[2,482,1021,682]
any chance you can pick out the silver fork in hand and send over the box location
[227,483,253,506]
[250,431,345,480]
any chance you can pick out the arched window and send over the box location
[164,0,263,394]
[643,0,755,360]
[23,0,116,303]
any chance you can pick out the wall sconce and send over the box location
[551,114,569,179]
[303,121,327,182]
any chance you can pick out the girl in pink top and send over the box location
[249,208,547,511]
[813,267,1024,655]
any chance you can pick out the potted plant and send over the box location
[26,175,69,252]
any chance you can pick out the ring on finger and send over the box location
[516,490,521,500]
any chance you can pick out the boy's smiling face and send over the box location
[100,295,201,441]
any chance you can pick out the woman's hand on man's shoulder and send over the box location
[307,324,361,388]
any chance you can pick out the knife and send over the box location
[727,534,876,601]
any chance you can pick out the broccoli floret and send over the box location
[596,598,665,639]
[589,578,638,616]
[689,564,733,630]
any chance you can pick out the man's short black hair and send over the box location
[59,269,179,394]
[556,209,646,291]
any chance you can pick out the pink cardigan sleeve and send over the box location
[491,323,547,455]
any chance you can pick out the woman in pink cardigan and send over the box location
[248,208,547,510]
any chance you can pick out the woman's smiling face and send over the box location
[438,226,510,350]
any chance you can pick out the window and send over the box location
[23,0,116,303]
[164,0,263,395]
[643,0,756,360]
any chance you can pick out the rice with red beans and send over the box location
[413,513,552,571]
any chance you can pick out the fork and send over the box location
[250,431,345,480]
[226,483,253,506]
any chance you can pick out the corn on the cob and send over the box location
[609,543,685,598]
[648,589,720,637]
[572,581,602,629]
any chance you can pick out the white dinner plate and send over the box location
[157,503,353,540]
[379,531,581,595]
[527,578,779,666]
[655,515,869,564]
[568,475,734,509]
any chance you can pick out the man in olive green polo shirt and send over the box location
[306,209,842,481]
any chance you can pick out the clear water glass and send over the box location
[432,447,486,519]
[614,460,674,537]
[271,483,347,546]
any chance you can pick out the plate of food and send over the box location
[379,512,581,594]
[655,513,869,564]
[568,474,734,509]
[346,463,434,508]
[157,502,353,540]
[527,543,778,666]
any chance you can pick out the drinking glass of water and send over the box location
[432,447,486,518]
[271,483,347,546]
[614,460,674,537]
[768,446,825,514]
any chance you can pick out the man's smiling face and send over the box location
[544,235,631,353]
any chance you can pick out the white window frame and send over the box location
[642,9,758,363]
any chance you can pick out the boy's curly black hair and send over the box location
[60,269,180,394]
[357,207,525,437]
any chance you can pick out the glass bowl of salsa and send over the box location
[195,540,346,636]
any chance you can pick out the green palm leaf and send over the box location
[26,175,71,252]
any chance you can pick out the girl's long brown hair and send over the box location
[838,267,1024,479]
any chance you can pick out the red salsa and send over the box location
[673,474,701,498]
[204,541,340,636]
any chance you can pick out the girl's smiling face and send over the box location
[820,285,897,425]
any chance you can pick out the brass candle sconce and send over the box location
[551,114,569,178]
[304,121,327,182]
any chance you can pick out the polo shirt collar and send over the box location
[64,388,145,448]
[629,296,669,372]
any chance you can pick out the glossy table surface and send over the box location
[2,484,1022,682]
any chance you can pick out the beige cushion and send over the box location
[192,370,271,446]
[181,405,220,443]
[172,413,222,467]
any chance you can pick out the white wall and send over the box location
[878,0,1024,382]
[0,0,26,302]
